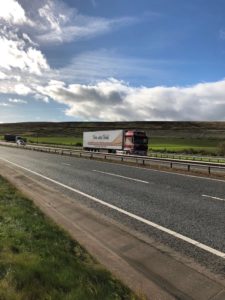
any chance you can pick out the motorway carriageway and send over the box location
[0,146,224,275]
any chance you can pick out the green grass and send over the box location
[149,137,220,154]
[1,134,223,155]
[0,135,82,146]
[0,176,137,300]
[26,136,82,146]
[26,136,221,154]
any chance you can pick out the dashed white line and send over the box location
[87,155,225,183]
[202,194,225,202]
[1,143,225,183]
[0,157,225,259]
[92,170,149,184]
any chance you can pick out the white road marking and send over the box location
[92,170,149,184]
[1,144,225,183]
[62,163,71,166]
[142,166,225,183]
[0,157,225,259]
[76,152,225,183]
[202,194,225,202]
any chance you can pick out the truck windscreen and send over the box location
[134,138,148,144]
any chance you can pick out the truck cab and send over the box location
[124,130,148,156]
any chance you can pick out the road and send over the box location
[0,146,224,276]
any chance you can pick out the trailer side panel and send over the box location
[83,130,123,150]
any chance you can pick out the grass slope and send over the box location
[0,121,225,139]
[0,176,137,300]
[1,121,225,155]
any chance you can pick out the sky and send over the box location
[1,0,225,122]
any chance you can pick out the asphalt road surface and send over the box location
[0,146,224,276]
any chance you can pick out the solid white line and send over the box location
[1,144,225,183]
[115,163,225,183]
[202,194,225,202]
[76,152,225,183]
[92,170,149,184]
[0,157,225,259]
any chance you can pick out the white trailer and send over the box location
[83,130,123,152]
[83,129,148,155]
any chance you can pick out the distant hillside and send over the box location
[0,121,225,139]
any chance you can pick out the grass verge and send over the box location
[0,176,137,300]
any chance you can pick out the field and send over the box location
[0,121,225,155]
[149,137,220,154]
[0,134,223,155]
[0,176,137,300]
[28,136,220,155]
[1,121,225,139]
[26,136,82,146]
[24,136,224,155]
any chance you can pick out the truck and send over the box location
[4,134,27,144]
[83,130,148,156]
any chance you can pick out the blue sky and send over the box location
[1,0,225,122]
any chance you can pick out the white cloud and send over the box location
[58,49,172,84]
[38,1,68,34]
[0,6,50,98]
[0,35,49,75]
[8,98,27,104]
[37,15,137,44]
[22,33,38,46]
[34,93,49,103]
[31,0,138,44]
[0,71,7,79]
[0,0,30,25]
[0,101,12,107]
[14,84,32,95]
[36,78,225,121]
[0,0,224,122]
